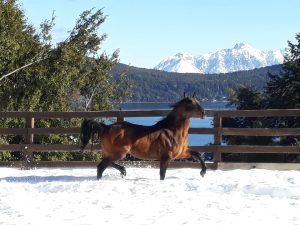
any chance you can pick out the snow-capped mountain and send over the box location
[154,43,284,74]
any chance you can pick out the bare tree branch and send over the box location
[0,57,46,82]
[84,87,97,110]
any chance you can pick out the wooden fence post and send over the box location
[23,116,34,168]
[213,114,222,162]
[117,109,124,122]
[117,115,124,122]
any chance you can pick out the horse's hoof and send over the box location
[120,170,126,178]
[121,173,126,178]
[200,170,206,178]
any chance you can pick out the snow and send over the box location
[154,43,284,74]
[155,52,201,73]
[171,60,201,73]
[1,167,300,225]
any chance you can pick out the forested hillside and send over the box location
[112,63,282,102]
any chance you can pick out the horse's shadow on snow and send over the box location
[0,175,96,183]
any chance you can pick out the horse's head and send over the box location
[173,96,205,118]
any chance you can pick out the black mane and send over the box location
[153,114,177,129]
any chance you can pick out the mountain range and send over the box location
[154,43,284,74]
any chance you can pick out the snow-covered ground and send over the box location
[1,167,300,225]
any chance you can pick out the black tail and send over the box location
[80,118,107,150]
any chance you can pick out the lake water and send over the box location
[121,101,232,111]
[120,101,232,146]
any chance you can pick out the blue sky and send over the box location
[19,0,300,68]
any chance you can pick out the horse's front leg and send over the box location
[111,162,126,177]
[191,151,206,177]
[159,155,171,180]
[178,150,206,178]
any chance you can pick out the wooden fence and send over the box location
[0,109,300,170]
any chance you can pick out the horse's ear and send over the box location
[192,92,196,98]
[183,92,186,98]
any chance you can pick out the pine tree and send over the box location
[227,85,266,110]
[267,33,300,109]
[0,1,131,161]
[224,33,300,160]
[0,2,131,112]
[266,33,300,146]
[223,86,272,148]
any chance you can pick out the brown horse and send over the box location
[80,96,206,180]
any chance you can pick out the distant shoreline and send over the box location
[122,101,230,104]
[121,101,233,110]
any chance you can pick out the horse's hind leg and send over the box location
[97,157,111,180]
[111,162,126,177]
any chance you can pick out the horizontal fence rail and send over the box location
[0,109,300,169]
